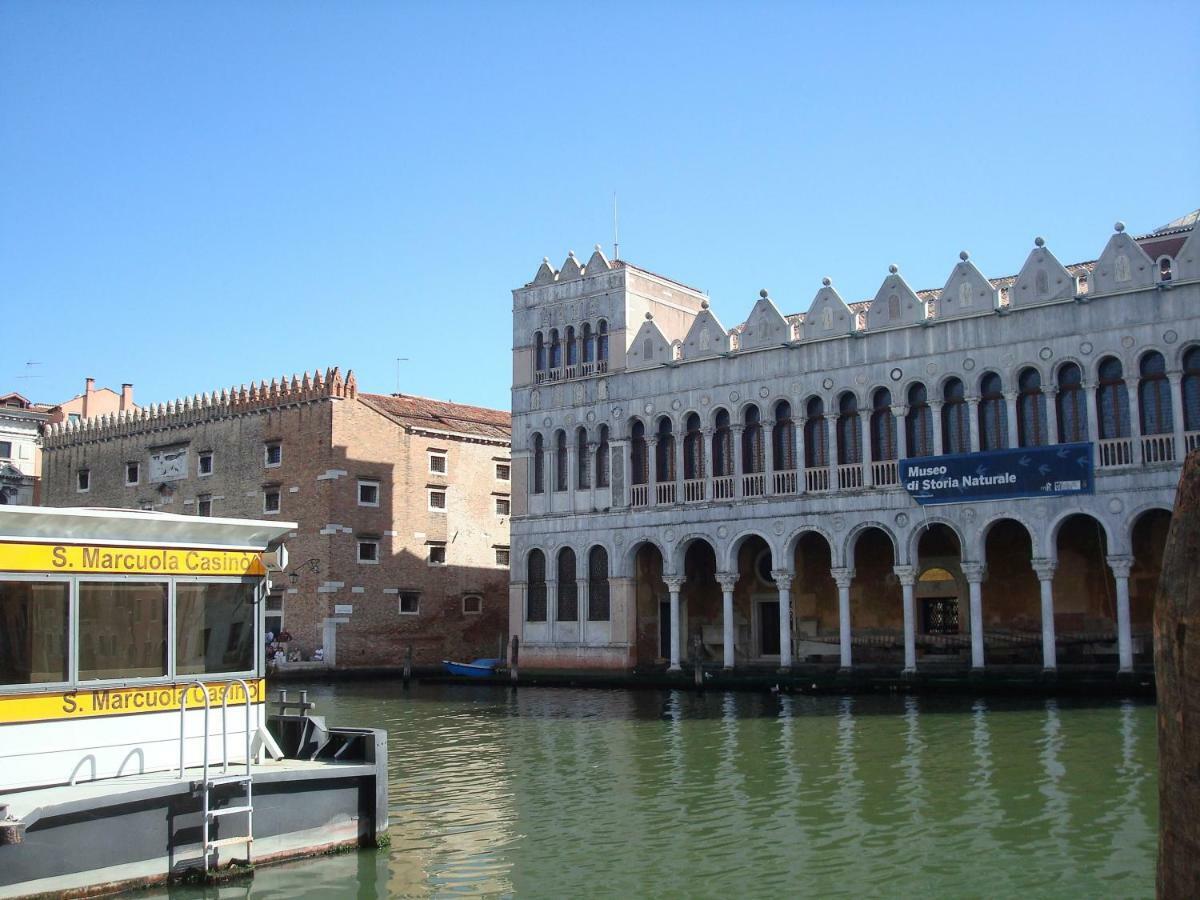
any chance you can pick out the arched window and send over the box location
[1017,367,1047,447]
[712,410,733,476]
[597,320,609,368]
[942,378,969,454]
[576,427,590,489]
[532,433,545,494]
[596,425,610,487]
[1184,348,1200,432]
[907,383,933,458]
[1159,256,1174,282]
[871,388,896,460]
[526,550,546,622]
[1057,362,1088,442]
[549,329,562,370]
[684,413,704,479]
[772,400,796,470]
[804,397,828,467]
[630,421,648,485]
[582,323,594,364]
[554,430,568,491]
[837,393,861,464]
[742,406,763,473]
[535,332,546,373]
[565,326,578,367]
[587,546,610,621]
[557,548,577,622]
[1098,357,1130,439]
[1138,351,1172,435]
[656,417,675,482]
[978,372,1007,451]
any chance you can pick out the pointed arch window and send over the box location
[557,548,577,622]
[772,401,796,471]
[596,425,610,487]
[742,406,764,473]
[979,372,1007,451]
[534,333,546,374]
[870,388,896,460]
[1184,348,1200,432]
[526,550,547,622]
[712,410,733,476]
[1098,357,1130,439]
[565,326,578,368]
[1056,363,1088,443]
[684,413,704,480]
[836,393,861,464]
[576,427,590,489]
[630,421,648,485]
[597,320,609,369]
[554,430,568,491]
[942,378,969,455]
[587,546,610,621]
[532,433,545,494]
[1138,351,1172,435]
[656,418,675,482]
[1017,367,1048,447]
[582,323,594,364]
[548,329,562,371]
[804,398,828,468]
[906,383,933,457]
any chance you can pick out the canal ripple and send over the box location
[162,685,1157,900]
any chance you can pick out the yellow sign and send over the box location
[0,542,266,576]
[0,679,266,725]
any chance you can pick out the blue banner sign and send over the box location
[900,442,1094,505]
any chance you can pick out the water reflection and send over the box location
[160,685,1157,900]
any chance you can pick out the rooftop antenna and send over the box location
[15,361,43,380]
[394,357,409,395]
[612,191,620,261]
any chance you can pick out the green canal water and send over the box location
[165,683,1157,899]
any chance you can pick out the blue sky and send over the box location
[2,1,1197,412]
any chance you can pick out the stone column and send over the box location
[674,433,684,503]
[1044,387,1060,444]
[547,578,559,633]
[1168,372,1186,459]
[832,567,854,669]
[701,427,714,497]
[565,437,577,499]
[1085,381,1101,466]
[966,397,980,452]
[1032,558,1057,670]
[772,570,793,669]
[796,418,807,493]
[717,573,737,669]
[1108,555,1134,673]
[610,576,637,652]
[1125,377,1144,465]
[894,565,917,673]
[1004,391,1019,449]
[576,577,589,638]
[930,400,944,456]
[731,425,745,499]
[860,413,873,487]
[586,441,598,508]
[825,413,838,489]
[648,436,660,505]
[664,575,684,671]
[763,418,776,494]
[961,561,985,669]
[893,404,908,459]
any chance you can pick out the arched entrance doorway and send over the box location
[632,542,667,667]
[1130,508,1171,666]
[848,527,902,666]
[981,519,1041,665]
[1052,514,1117,664]
[914,524,967,665]
[681,539,721,664]
[790,532,837,663]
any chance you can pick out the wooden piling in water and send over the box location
[402,645,413,684]
[510,635,519,684]
[1156,452,1200,899]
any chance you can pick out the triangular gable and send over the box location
[935,253,999,319]
[1091,226,1155,294]
[802,279,855,340]
[585,245,611,275]
[681,303,730,358]
[865,266,925,329]
[532,257,557,286]
[1174,225,1200,281]
[1010,239,1075,307]
[627,317,671,369]
[738,291,791,349]
[558,251,583,281]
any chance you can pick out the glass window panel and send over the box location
[176,581,256,676]
[0,580,69,685]
[78,581,167,680]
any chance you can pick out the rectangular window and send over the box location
[428,544,446,565]
[358,480,380,507]
[175,582,256,675]
[126,462,140,486]
[495,463,510,481]
[0,581,69,685]
[197,495,212,517]
[429,452,447,475]
[198,452,213,476]
[358,539,379,563]
[463,595,482,615]
[265,592,284,637]
[264,442,282,467]
[0,440,11,459]
[263,488,281,514]
[428,489,447,512]
[495,547,510,566]
[495,497,510,516]
[77,468,90,492]
[399,591,420,615]
[78,581,168,680]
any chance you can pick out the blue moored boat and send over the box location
[443,658,502,678]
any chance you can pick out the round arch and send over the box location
[843,521,902,568]
[974,512,1040,563]
[670,533,720,575]
[782,525,840,568]
[620,536,672,577]
[1044,508,1121,561]
[722,528,779,574]
[909,517,969,566]
[1125,503,1174,544]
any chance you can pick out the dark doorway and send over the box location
[659,600,671,659]
[759,600,781,655]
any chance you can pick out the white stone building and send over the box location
[508,212,1200,675]
[0,393,47,506]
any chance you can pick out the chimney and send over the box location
[120,383,133,411]
[83,377,96,416]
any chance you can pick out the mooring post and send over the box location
[402,644,413,684]
[510,635,520,684]
[1157,451,1200,899]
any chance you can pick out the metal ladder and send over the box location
[178,679,255,872]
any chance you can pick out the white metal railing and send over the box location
[712,475,735,500]
[1098,437,1134,468]
[743,472,766,497]
[805,467,830,492]
[684,478,706,502]
[1141,433,1175,464]
[871,459,899,486]
[837,463,864,490]
[631,484,649,507]
[773,469,798,495]
[656,482,676,505]
[1188,431,1200,454]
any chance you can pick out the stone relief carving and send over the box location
[959,282,972,307]
[1115,254,1131,283]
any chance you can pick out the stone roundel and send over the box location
[1108,497,1124,514]
[564,414,575,425]
[1080,341,1094,355]
[831,515,845,532]
[890,368,903,382]
[962,507,977,523]
[822,377,834,390]
[773,520,785,536]
[963,358,976,371]
[1164,329,1179,344]
[612,407,623,419]
[671,399,682,411]
[758,386,770,399]
[855,373,867,385]
[701,395,711,406]
[543,417,552,428]
[664,530,675,542]
[926,362,938,375]
[717,525,729,539]
[643,402,654,415]
[729,391,740,403]
[1039,346,1054,360]
[1120,335,1135,349]
[586,411,596,423]
[895,512,909,527]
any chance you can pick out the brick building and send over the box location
[40,367,512,669]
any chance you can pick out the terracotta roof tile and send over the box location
[359,393,511,440]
